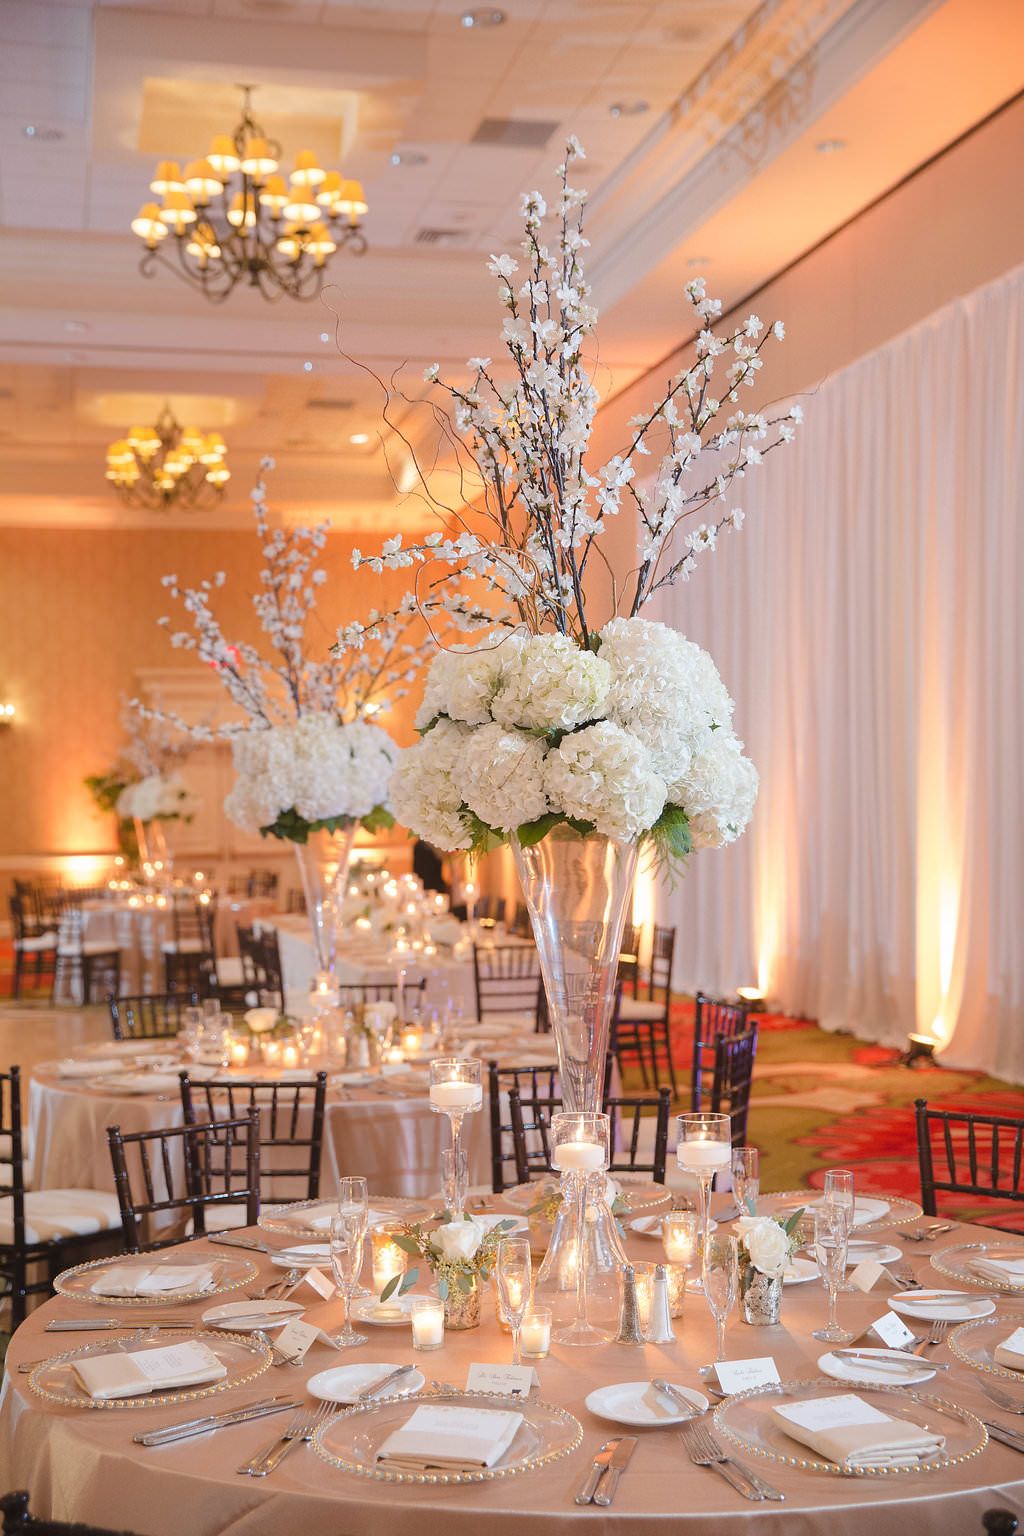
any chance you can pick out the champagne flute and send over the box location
[702,1232,739,1363]
[676,1113,731,1290]
[732,1147,760,1216]
[429,1059,482,1218]
[330,1210,369,1348]
[495,1237,532,1365]
[441,1146,468,1218]
[337,1176,369,1295]
[823,1169,855,1290]
[812,1206,855,1342]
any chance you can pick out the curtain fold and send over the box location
[649,263,1024,1077]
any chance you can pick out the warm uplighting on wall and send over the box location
[0,702,16,725]
[59,854,109,884]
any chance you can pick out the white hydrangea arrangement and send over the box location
[116,773,198,825]
[348,139,801,867]
[135,462,448,846]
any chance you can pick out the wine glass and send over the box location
[702,1232,739,1363]
[812,1206,855,1343]
[337,1176,369,1294]
[676,1113,731,1289]
[823,1169,855,1291]
[732,1147,760,1216]
[440,1146,468,1218]
[550,1111,612,1346]
[495,1237,532,1365]
[330,1209,369,1348]
[429,1059,482,1218]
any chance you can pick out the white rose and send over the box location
[736,1215,789,1277]
[244,1007,278,1035]
[430,1216,485,1263]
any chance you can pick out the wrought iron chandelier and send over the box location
[129,86,368,304]
[105,405,230,510]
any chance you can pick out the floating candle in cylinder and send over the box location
[521,1308,552,1358]
[384,1046,405,1066]
[228,1039,249,1068]
[371,1223,407,1292]
[429,1081,483,1112]
[552,1140,605,1173]
[281,1044,299,1070]
[410,1297,445,1351]
[677,1139,731,1170]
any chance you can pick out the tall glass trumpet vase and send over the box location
[677,1113,732,1293]
[293,824,356,988]
[429,1058,482,1218]
[548,1112,613,1347]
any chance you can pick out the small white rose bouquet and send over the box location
[734,1208,804,1325]
[380,1212,518,1310]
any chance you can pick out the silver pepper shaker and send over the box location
[615,1265,645,1344]
[645,1264,676,1344]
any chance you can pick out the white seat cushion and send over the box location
[161,939,204,955]
[215,957,244,986]
[619,997,667,1022]
[184,1203,253,1237]
[16,932,57,952]
[479,1010,538,1029]
[57,941,120,957]
[0,1188,122,1245]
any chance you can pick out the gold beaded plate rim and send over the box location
[712,1376,987,1477]
[756,1191,923,1235]
[931,1241,1024,1293]
[947,1313,1024,1380]
[310,1389,584,1486]
[27,1327,272,1410]
[52,1251,258,1307]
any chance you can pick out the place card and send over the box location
[465,1362,539,1396]
[776,1394,889,1432]
[712,1357,781,1395]
[302,1266,336,1301]
[849,1259,893,1293]
[273,1318,337,1363]
[868,1312,918,1349]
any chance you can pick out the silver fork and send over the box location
[889,1264,922,1290]
[252,1329,300,1368]
[688,1422,786,1502]
[982,1380,1024,1414]
[237,1401,334,1476]
[916,1319,950,1352]
[682,1421,761,1501]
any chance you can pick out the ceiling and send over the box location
[0,0,1021,527]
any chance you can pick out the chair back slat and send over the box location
[334,978,428,1008]
[915,1099,1024,1216]
[691,992,752,1112]
[506,1082,670,1184]
[709,1025,759,1146]
[180,1073,327,1201]
[472,943,543,1027]
[108,991,198,1041]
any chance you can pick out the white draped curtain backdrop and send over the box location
[643,262,1023,1079]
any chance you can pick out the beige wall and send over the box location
[0,523,418,865]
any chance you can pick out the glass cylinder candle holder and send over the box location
[371,1221,408,1294]
[227,1032,250,1069]
[410,1296,445,1351]
[262,1037,283,1067]
[550,1112,611,1346]
[676,1113,731,1291]
[521,1307,552,1358]
[429,1058,482,1219]
[662,1209,699,1307]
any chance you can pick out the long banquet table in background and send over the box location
[2,1207,1022,1534]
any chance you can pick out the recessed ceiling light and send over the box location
[461,9,505,27]
[390,151,428,168]
[609,100,649,118]
[349,432,371,446]
[816,137,847,154]
[23,124,65,142]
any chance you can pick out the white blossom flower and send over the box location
[431,1217,486,1262]
[736,1215,790,1277]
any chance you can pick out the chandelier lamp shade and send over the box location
[105,404,230,510]
[129,86,368,303]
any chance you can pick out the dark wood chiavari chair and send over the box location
[710,1025,759,1147]
[226,868,279,899]
[509,901,532,938]
[691,991,752,1112]
[285,888,306,915]
[51,898,121,1006]
[107,991,198,1041]
[472,942,543,1029]
[506,1083,672,1184]
[8,894,57,999]
[618,921,641,997]
[614,924,678,1092]
[180,1070,327,1206]
[0,1066,122,1327]
[487,1060,561,1193]
[106,1109,261,1253]
[161,892,217,995]
[335,978,428,1009]
[214,925,284,1011]
[0,1491,143,1536]
[915,1098,1024,1217]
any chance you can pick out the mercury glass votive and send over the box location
[662,1210,700,1307]
[371,1221,408,1294]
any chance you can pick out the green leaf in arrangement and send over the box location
[783,1207,805,1235]
[379,1273,402,1303]
[393,1234,422,1256]
[437,1276,449,1301]
[460,808,507,858]
[514,812,563,848]
[397,1268,419,1296]
[456,1271,473,1294]
[360,805,395,834]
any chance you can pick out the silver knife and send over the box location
[593,1436,637,1506]
[354,1364,415,1402]
[207,1234,269,1253]
[574,1440,620,1505]
[984,1421,1024,1453]
[134,1396,301,1446]
[45,1318,194,1332]
[652,1378,703,1417]
[833,1349,950,1372]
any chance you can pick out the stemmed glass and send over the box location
[330,1207,369,1348]
[812,1206,855,1343]
[495,1237,532,1365]
[429,1059,482,1218]
[703,1232,739,1363]
[823,1169,855,1290]
[732,1147,760,1216]
[551,1111,612,1346]
[441,1146,468,1218]
[677,1112,732,1290]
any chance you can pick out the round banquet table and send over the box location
[2,1208,1023,1533]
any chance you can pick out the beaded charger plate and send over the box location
[28,1328,271,1411]
[501,1176,671,1216]
[311,1390,583,1486]
[932,1241,1024,1293]
[948,1314,1024,1381]
[712,1377,986,1477]
[53,1252,257,1307]
[757,1191,923,1236]
[259,1196,430,1241]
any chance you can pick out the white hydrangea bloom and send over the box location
[454,723,549,832]
[491,632,610,732]
[542,721,666,840]
[389,719,474,850]
[598,616,733,779]
[223,714,396,833]
[414,635,524,730]
[667,729,758,849]
[119,772,199,822]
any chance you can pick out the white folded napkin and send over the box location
[971,1256,1024,1285]
[90,1264,215,1298]
[809,1196,890,1229]
[772,1394,945,1469]
[375,1404,523,1471]
[280,1203,389,1232]
[102,1073,182,1095]
[57,1059,121,1078]
[993,1326,1024,1371]
[73,1340,226,1401]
